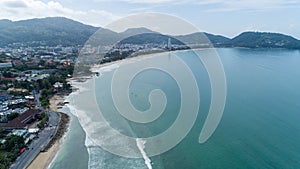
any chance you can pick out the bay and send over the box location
[50,48,300,169]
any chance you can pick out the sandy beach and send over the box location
[49,95,66,112]
[27,95,69,169]
[26,141,60,169]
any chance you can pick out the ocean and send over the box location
[50,48,300,169]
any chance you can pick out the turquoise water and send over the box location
[50,48,300,169]
[49,106,89,169]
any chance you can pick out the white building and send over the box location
[0,62,12,68]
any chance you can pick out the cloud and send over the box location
[196,0,300,12]
[93,0,300,12]
[123,0,174,3]
[3,0,28,8]
[0,0,120,26]
[93,0,183,4]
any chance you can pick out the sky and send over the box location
[1,0,300,39]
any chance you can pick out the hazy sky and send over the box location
[1,0,300,38]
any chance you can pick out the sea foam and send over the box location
[136,138,153,169]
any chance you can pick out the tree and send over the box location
[63,81,71,90]
[7,112,19,121]
[38,60,46,66]
[2,71,14,78]
[0,128,5,138]
[37,112,49,129]
[2,135,24,152]
[0,153,11,169]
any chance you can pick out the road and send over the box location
[10,111,60,169]
[34,91,41,109]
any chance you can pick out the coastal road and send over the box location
[34,92,41,109]
[10,111,60,169]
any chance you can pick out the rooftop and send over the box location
[3,109,41,129]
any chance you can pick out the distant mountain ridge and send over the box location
[0,17,99,46]
[227,32,300,49]
[1,17,300,49]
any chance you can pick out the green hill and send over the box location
[0,17,98,46]
[227,32,300,49]
[1,17,300,49]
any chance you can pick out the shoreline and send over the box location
[27,49,201,169]
[90,51,167,74]
[27,95,70,169]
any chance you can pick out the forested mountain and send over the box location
[1,17,300,49]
